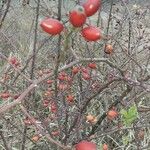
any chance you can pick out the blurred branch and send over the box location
[20,0,42,143]
[106,0,113,35]
[53,0,63,99]
[121,76,150,92]
[0,0,11,29]
[30,0,40,79]
[89,124,150,140]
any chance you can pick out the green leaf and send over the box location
[122,135,130,145]
[120,105,138,126]
[120,109,128,117]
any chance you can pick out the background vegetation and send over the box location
[0,0,150,149]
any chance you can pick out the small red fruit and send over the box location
[69,5,86,27]
[50,102,57,113]
[81,67,89,73]
[82,73,91,80]
[43,100,49,107]
[0,92,10,99]
[81,26,101,41]
[23,118,32,126]
[75,141,97,150]
[32,135,40,142]
[9,57,20,67]
[107,110,118,120]
[40,18,64,35]
[58,72,67,81]
[46,80,53,84]
[104,44,113,54]
[103,143,108,150]
[51,130,60,136]
[82,0,101,17]
[88,63,97,69]
[58,75,66,81]
[86,114,97,124]
[66,94,74,103]
[13,94,20,99]
[72,67,80,74]
[58,84,68,90]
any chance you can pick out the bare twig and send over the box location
[0,0,11,29]
[53,0,63,99]
[30,0,40,79]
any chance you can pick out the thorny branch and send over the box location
[88,86,132,137]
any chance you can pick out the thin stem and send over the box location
[0,0,11,29]
[21,1,40,149]
[54,0,62,99]
[106,0,114,35]
[30,0,40,79]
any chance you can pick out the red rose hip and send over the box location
[69,5,87,27]
[40,18,64,35]
[81,26,101,41]
[75,141,97,150]
[88,63,97,69]
[82,0,101,17]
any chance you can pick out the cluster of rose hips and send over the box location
[0,62,117,149]
[40,0,102,42]
[0,57,21,101]
[0,89,19,101]
[40,0,113,54]
[41,62,98,112]
[38,61,118,149]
